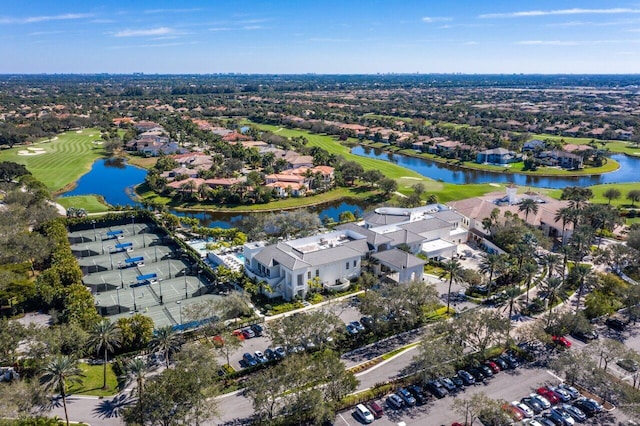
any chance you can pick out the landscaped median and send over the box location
[347,341,420,376]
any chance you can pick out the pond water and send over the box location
[59,158,147,206]
[352,146,640,188]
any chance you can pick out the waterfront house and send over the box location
[476,148,520,164]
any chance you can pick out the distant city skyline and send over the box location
[2,0,640,74]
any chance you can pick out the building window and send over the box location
[315,269,319,277]
[297,274,303,286]
[353,260,357,267]
[307,271,311,279]
[346,262,350,269]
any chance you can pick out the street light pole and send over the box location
[131,282,137,312]
[116,288,121,314]
[177,301,182,324]
[167,254,172,278]
[91,220,97,241]
[159,278,163,304]
[100,234,104,255]
[108,247,113,270]
[154,243,158,262]
[184,271,188,299]
[131,215,135,237]
[118,261,124,287]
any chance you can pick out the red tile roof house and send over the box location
[222,132,252,142]
[265,181,307,197]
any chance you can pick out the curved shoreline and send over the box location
[364,144,621,177]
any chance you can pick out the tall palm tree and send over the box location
[504,285,522,337]
[440,258,465,313]
[521,261,538,305]
[88,319,122,389]
[571,263,594,314]
[479,253,504,295]
[538,276,567,326]
[554,207,577,246]
[149,325,182,368]
[540,253,561,279]
[518,198,539,223]
[125,358,149,399]
[40,355,85,426]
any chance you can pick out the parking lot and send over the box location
[69,221,223,328]
[335,363,629,425]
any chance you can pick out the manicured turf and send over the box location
[67,362,119,397]
[0,128,104,192]
[126,155,158,169]
[529,133,640,157]
[57,195,111,213]
[548,182,640,208]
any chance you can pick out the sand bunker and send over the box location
[18,147,46,156]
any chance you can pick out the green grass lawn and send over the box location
[57,195,111,213]
[529,133,640,157]
[0,128,104,193]
[548,182,640,208]
[68,362,119,397]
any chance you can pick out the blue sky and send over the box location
[2,0,640,74]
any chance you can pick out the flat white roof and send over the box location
[422,239,456,253]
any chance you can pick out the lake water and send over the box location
[60,158,147,206]
[352,146,640,188]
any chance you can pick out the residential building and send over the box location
[476,148,520,164]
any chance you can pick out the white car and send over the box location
[529,393,551,409]
[355,403,374,424]
[524,420,544,426]
[512,401,534,418]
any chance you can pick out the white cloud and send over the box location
[0,13,93,24]
[516,40,581,46]
[114,27,174,37]
[421,16,452,23]
[209,27,231,32]
[480,8,640,19]
[243,25,266,30]
[463,41,479,45]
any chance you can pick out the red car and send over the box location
[552,335,572,348]
[502,404,525,421]
[484,360,501,373]
[537,387,560,404]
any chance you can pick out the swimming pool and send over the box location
[235,253,245,262]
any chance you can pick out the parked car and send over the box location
[360,316,374,329]
[537,387,560,405]
[484,360,501,373]
[560,403,587,422]
[241,328,255,339]
[346,323,359,335]
[254,350,268,364]
[457,369,476,385]
[264,348,277,361]
[251,323,264,336]
[478,364,494,378]
[570,329,598,342]
[512,401,534,418]
[549,407,575,425]
[350,320,365,332]
[439,377,457,392]
[533,416,556,426]
[525,419,546,426]
[548,386,572,402]
[572,398,601,416]
[242,352,258,367]
[354,403,374,424]
[407,384,429,405]
[529,393,551,409]
[499,353,520,368]
[521,396,544,414]
[552,335,572,348]
[503,404,525,422]
[274,346,286,359]
[605,317,628,331]
[492,357,509,370]
[367,401,384,419]
[468,367,486,381]
[425,380,448,398]
[558,383,581,399]
[386,393,404,409]
[450,374,464,388]
[396,387,417,407]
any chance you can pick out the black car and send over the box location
[360,316,374,329]
[521,396,543,414]
[450,374,464,388]
[407,384,429,405]
[499,353,520,369]
[491,357,509,370]
[570,329,599,342]
[605,317,627,331]
[478,364,494,378]
[264,348,277,361]
[533,416,556,426]
[251,323,264,337]
[468,367,486,381]
[438,377,457,392]
[572,399,601,417]
[457,369,476,385]
[425,380,447,398]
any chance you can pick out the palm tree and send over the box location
[149,325,182,368]
[571,263,594,314]
[504,285,522,336]
[521,261,538,305]
[541,253,561,278]
[518,198,539,223]
[88,319,122,389]
[124,358,149,398]
[479,253,505,295]
[40,355,85,426]
[539,276,567,326]
[554,207,577,245]
[440,258,465,313]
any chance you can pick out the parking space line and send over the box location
[545,369,563,381]
[337,413,351,426]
